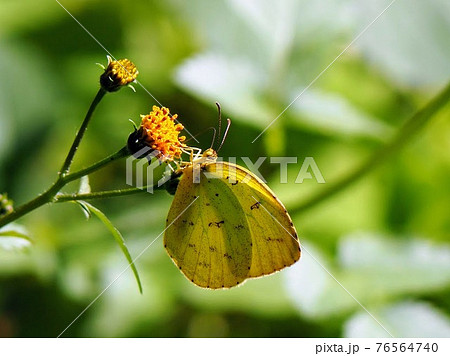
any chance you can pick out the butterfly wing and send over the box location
[164,166,253,289]
[164,161,301,289]
[207,162,301,279]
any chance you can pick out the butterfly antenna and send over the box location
[215,102,222,149]
[209,127,217,149]
[217,118,231,153]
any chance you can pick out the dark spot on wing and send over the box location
[235,224,245,230]
[208,220,224,228]
[188,221,194,226]
[265,236,283,242]
[206,203,210,206]
[188,243,198,252]
[215,193,219,197]
[223,253,232,260]
[231,181,239,186]
[198,261,211,268]
[209,246,217,252]
[250,201,261,210]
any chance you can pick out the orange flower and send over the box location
[128,106,186,161]
[100,56,138,92]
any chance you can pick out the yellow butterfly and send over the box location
[163,147,301,289]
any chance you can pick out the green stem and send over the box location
[59,88,106,177]
[55,185,159,203]
[62,146,129,184]
[0,180,64,228]
[0,147,129,228]
[0,88,119,229]
[290,81,450,215]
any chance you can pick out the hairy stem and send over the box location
[0,147,129,228]
[0,180,64,228]
[55,185,160,203]
[62,146,129,184]
[59,88,106,176]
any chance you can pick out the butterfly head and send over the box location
[201,148,218,165]
[202,148,217,159]
[189,147,218,167]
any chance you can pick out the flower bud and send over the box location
[100,56,138,92]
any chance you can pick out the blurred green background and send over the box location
[0,0,449,337]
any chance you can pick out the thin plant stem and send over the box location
[55,185,161,203]
[59,88,107,177]
[0,147,129,228]
[0,88,118,228]
[290,81,450,215]
[62,146,129,184]
[0,180,65,228]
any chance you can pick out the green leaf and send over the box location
[227,0,299,69]
[355,0,450,87]
[339,232,450,292]
[344,301,450,337]
[80,201,143,294]
[0,223,32,251]
[175,53,276,128]
[75,201,92,219]
[181,270,298,318]
[284,234,450,318]
[289,89,393,140]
